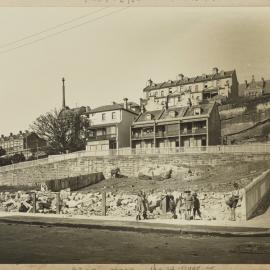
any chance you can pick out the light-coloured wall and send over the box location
[244,169,270,220]
[89,110,121,126]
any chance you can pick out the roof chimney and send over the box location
[62,77,66,109]
[212,67,219,75]
[10,132,13,137]
[262,77,266,88]
[140,104,145,114]
[178,74,184,80]
[148,78,153,87]
[252,75,255,83]
[188,98,192,108]
[123,98,128,110]
[245,80,248,88]
[19,130,23,135]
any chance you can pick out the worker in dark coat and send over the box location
[192,193,202,220]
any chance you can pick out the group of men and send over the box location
[136,190,202,221]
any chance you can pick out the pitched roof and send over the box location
[0,131,39,142]
[133,102,215,125]
[143,70,235,92]
[239,79,270,96]
[183,102,215,118]
[135,109,163,122]
[160,107,188,120]
[87,103,138,115]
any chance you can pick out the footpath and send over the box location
[0,211,269,237]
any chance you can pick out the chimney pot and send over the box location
[212,67,219,75]
[148,79,153,86]
[178,74,184,80]
[262,77,266,88]
[123,98,128,110]
[10,132,13,136]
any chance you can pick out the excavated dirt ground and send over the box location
[79,161,269,194]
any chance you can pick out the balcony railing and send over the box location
[181,127,207,136]
[155,131,179,137]
[88,134,116,141]
[132,133,154,139]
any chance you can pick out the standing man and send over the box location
[192,193,202,220]
[184,190,193,220]
[229,183,241,221]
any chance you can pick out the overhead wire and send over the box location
[0,7,128,55]
[0,7,109,49]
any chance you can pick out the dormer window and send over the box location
[161,90,164,97]
[146,113,152,120]
[194,108,201,115]
[169,111,177,118]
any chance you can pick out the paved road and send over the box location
[0,223,270,264]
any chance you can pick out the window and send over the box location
[102,113,106,121]
[204,84,208,88]
[146,114,152,120]
[194,108,201,115]
[169,111,176,117]
[195,85,198,91]
[178,96,181,102]
[112,112,116,120]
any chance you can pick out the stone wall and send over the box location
[0,153,270,186]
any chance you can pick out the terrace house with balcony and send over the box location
[131,101,221,149]
[85,99,139,152]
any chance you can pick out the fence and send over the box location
[244,169,270,220]
[45,172,105,192]
[1,143,270,173]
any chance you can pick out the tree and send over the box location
[0,147,6,157]
[30,108,89,155]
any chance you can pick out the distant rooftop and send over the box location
[144,69,235,92]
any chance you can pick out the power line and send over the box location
[0,7,108,49]
[0,7,128,55]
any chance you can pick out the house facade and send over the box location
[85,99,139,152]
[142,67,238,111]
[238,75,270,98]
[131,102,221,149]
[0,131,47,157]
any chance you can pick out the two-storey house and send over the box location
[131,101,221,149]
[85,98,139,152]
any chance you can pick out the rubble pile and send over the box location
[0,188,246,220]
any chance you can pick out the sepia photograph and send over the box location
[0,1,270,267]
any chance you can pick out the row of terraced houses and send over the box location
[2,67,270,155]
[84,67,270,152]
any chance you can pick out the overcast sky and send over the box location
[0,7,270,135]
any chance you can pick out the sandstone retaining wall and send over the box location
[0,153,270,186]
